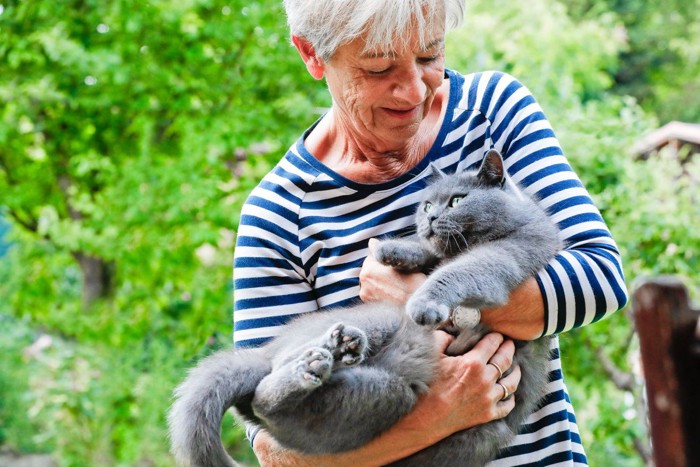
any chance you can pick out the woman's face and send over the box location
[322,28,446,153]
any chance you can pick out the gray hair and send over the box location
[283,0,466,61]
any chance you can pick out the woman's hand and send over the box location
[419,331,519,434]
[359,238,427,304]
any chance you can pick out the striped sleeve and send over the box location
[232,160,319,348]
[473,71,628,335]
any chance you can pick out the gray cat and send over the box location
[168,150,559,466]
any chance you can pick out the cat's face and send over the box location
[416,151,507,256]
[416,175,480,256]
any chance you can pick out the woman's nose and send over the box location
[392,64,426,104]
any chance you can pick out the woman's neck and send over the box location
[305,80,449,184]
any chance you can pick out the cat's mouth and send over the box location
[421,223,468,255]
[429,233,450,252]
[429,231,468,255]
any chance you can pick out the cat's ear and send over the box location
[428,163,448,180]
[477,150,506,187]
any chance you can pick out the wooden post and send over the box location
[633,278,700,467]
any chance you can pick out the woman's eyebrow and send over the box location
[360,38,444,60]
[422,38,445,52]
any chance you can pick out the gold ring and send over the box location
[488,361,504,380]
[497,382,510,401]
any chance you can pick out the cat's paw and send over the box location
[374,240,425,273]
[295,348,333,388]
[407,294,450,325]
[323,323,367,367]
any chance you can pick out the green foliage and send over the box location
[0,0,325,319]
[568,376,645,467]
[0,0,326,343]
[606,155,700,289]
[0,313,256,465]
[556,87,699,467]
[0,0,323,464]
[0,315,49,454]
[447,0,623,107]
[0,0,697,464]
[0,214,9,256]
[562,0,700,123]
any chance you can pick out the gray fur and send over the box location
[168,150,560,466]
[168,303,436,466]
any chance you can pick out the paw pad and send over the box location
[324,323,368,367]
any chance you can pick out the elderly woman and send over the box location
[233,0,626,465]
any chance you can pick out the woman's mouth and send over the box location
[382,106,420,119]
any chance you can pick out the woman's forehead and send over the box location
[357,7,446,58]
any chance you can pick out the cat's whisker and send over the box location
[455,235,468,253]
[456,230,469,247]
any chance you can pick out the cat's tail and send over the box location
[168,348,270,467]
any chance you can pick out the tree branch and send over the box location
[582,331,653,465]
[583,333,635,391]
[6,208,39,234]
[633,437,653,466]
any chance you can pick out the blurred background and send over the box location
[0,0,698,465]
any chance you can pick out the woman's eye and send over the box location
[424,202,433,213]
[418,54,439,64]
[449,196,463,207]
[367,67,390,76]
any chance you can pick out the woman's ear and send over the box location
[292,36,325,80]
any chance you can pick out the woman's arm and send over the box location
[478,71,628,336]
[252,332,520,466]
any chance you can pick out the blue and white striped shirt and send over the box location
[233,69,627,465]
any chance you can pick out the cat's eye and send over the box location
[423,202,433,213]
[449,196,464,208]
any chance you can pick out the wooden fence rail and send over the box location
[633,278,700,467]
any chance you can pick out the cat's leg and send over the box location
[406,250,513,325]
[256,324,436,454]
[255,321,369,418]
[406,257,506,324]
[279,366,425,453]
[406,276,453,325]
[319,322,368,368]
[374,237,437,273]
[252,347,334,417]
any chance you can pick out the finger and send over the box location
[486,361,504,381]
[493,392,516,419]
[487,339,515,381]
[494,364,521,403]
[367,237,378,255]
[433,330,455,353]
[468,332,505,364]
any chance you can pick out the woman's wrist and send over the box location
[480,278,545,340]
